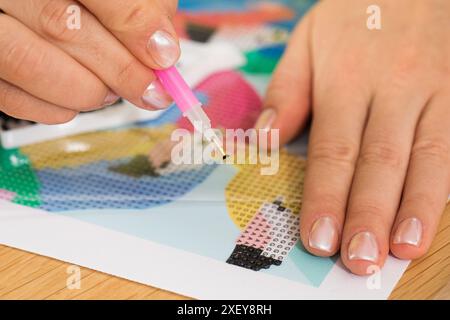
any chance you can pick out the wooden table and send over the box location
[0,205,448,300]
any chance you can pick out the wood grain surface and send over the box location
[0,204,448,300]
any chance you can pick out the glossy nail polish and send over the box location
[104,92,120,106]
[254,108,276,132]
[142,80,173,109]
[393,217,422,247]
[147,30,180,68]
[308,217,338,253]
[348,231,379,262]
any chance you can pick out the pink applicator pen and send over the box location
[154,66,226,159]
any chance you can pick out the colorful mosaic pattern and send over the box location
[224,149,305,271]
[176,0,317,75]
[36,158,215,211]
[225,150,305,229]
[260,198,300,261]
[0,1,318,276]
[227,197,300,271]
[0,71,263,212]
[0,148,41,207]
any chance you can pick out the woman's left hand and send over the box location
[256,0,450,275]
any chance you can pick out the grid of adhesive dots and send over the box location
[227,198,300,271]
[226,245,281,271]
[1,70,264,212]
[225,150,306,230]
[20,126,175,170]
[0,150,41,207]
[11,123,222,211]
[236,211,271,250]
[36,157,216,211]
[260,199,300,261]
[157,162,208,176]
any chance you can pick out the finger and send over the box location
[79,0,180,69]
[0,78,77,124]
[391,92,450,259]
[299,82,370,257]
[2,0,168,110]
[255,13,312,144]
[0,14,112,111]
[341,90,427,275]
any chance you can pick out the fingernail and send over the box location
[348,231,379,262]
[142,80,173,109]
[147,30,180,68]
[308,216,338,253]
[393,217,422,247]
[104,92,120,106]
[254,108,277,132]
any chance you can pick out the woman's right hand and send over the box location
[0,0,178,124]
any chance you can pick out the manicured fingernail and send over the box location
[147,30,180,68]
[393,217,422,247]
[348,231,379,262]
[254,108,277,132]
[308,217,338,253]
[104,92,120,106]
[142,80,173,109]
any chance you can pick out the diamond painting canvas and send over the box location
[0,0,410,299]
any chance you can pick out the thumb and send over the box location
[255,14,313,146]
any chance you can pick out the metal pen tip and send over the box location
[215,140,227,158]
[211,136,227,159]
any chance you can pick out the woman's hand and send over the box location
[256,0,450,275]
[0,0,177,123]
